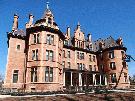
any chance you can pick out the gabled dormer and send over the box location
[72,22,86,49]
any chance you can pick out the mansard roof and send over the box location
[8,29,26,39]
[93,36,127,53]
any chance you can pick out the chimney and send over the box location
[87,33,92,42]
[67,26,70,38]
[29,14,34,25]
[116,37,123,46]
[12,14,19,31]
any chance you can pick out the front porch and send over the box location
[63,69,107,91]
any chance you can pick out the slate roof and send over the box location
[92,36,119,52]
[12,29,26,37]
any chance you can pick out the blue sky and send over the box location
[0,0,135,77]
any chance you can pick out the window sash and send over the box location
[49,51,53,61]
[13,70,19,83]
[46,50,49,60]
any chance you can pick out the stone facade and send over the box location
[3,5,130,92]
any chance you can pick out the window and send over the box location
[50,67,53,82]
[89,55,92,61]
[100,64,104,71]
[46,50,54,61]
[82,64,85,70]
[33,34,40,44]
[46,34,54,45]
[46,50,49,60]
[48,18,52,24]
[89,65,92,71]
[110,62,116,70]
[122,62,127,68]
[32,49,38,60]
[34,34,36,43]
[45,67,49,82]
[17,45,20,50]
[124,73,127,82]
[94,65,96,71]
[109,51,114,59]
[93,56,96,62]
[31,67,37,82]
[68,62,70,68]
[63,50,65,58]
[67,51,70,58]
[64,40,68,45]
[49,51,53,61]
[79,52,84,60]
[100,53,103,60]
[121,51,125,59]
[79,63,82,70]
[77,52,79,59]
[37,34,39,43]
[45,67,53,82]
[13,70,19,83]
[77,63,79,69]
[62,61,65,68]
[80,53,84,59]
[110,73,117,83]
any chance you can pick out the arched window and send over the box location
[48,18,52,24]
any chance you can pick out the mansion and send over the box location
[3,4,130,92]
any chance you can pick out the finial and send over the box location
[46,1,49,9]
[77,21,80,26]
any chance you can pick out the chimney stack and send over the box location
[12,14,19,31]
[29,14,34,25]
[67,26,70,38]
[87,33,92,42]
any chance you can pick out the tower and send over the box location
[4,14,26,91]
[25,2,64,92]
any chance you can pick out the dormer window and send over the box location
[109,51,114,59]
[48,18,52,24]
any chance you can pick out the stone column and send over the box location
[93,74,96,85]
[105,76,107,85]
[79,73,82,86]
[63,72,65,86]
[100,75,102,85]
[71,72,73,86]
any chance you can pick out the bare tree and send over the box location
[0,73,4,89]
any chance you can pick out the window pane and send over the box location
[36,49,38,60]
[77,52,79,59]
[50,51,53,61]
[68,51,70,58]
[37,34,39,43]
[32,50,35,60]
[62,61,65,68]
[47,35,50,44]
[34,34,36,43]
[13,70,18,83]
[46,50,49,60]
[17,45,20,50]
[50,68,53,82]
[45,67,49,82]
[51,35,54,45]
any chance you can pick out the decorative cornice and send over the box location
[63,45,96,54]
[96,46,127,54]
[26,25,65,39]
